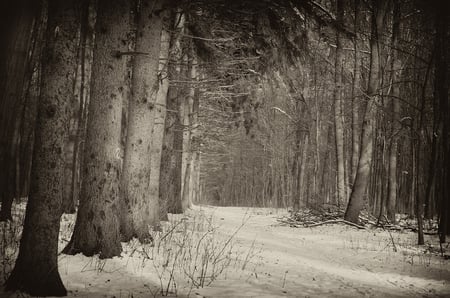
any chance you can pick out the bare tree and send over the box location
[120,0,164,242]
[63,0,131,258]
[345,0,388,223]
[149,22,171,225]
[159,12,185,216]
[386,0,401,224]
[5,0,79,295]
[0,0,39,221]
[333,0,347,206]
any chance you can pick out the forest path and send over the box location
[193,205,450,297]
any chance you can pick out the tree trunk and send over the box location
[435,0,450,242]
[299,134,309,207]
[5,0,79,295]
[149,23,170,226]
[0,0,38,221]
[181,48,197,211]
[159,12,184,216]
[387,0,401,224]
[65,0,92,214]
[345,0,387,223]
[63,0,131,258]
[333,0,346,207]
[351,0,361,185]
[292,124,302,211]
[120,0,163,242]
[16,6,45,200]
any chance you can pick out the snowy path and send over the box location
[3,204,448,298]
[193,206,450,297]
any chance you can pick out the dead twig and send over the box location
[381,215,398,252]
[306,219,366,229]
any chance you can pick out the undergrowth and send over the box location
[0,202,26,284]
[1,203,257,297]
[124,209,257,296]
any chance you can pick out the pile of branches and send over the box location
[277,207,439,236]
[277,207,369,230]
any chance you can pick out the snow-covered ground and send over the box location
[1,204,449,297]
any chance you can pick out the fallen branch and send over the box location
[306,219,366,229]
[381,215,397,252]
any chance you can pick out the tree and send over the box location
[150,22,171,223]
[5,0,79,295]
[62,0,92,214]
[345,0,387,223]
[181,48,198,211]
[120,0,164,242]
[333,0,347,206]
[0,0,39,221]
[435,0,450,242]
[386,0,401,224]
[63,0,131,258]
[351,0,361,185]
[159,12,185,216]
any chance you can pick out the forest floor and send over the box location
[1,204,450,297]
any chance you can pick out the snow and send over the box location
[1,204,449,297]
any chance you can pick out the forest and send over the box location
[0,0,449,297]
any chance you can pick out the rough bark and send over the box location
[351,0,361,185]
[120,0,163,242]
[333,0,346,206]
[63,0,131,258]
[150,25,171,223]
[181,49,197,211]
[0,0,38,221]
[387,0,401,224]
[159,12,185,216]
[5,0,79,295]
[345,0,387,224]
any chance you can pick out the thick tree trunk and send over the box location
[149,25,170,226]
[63,0,131,258]
[333,0,346,207]
[5,1,79,295]
[120,0,163,242]
[63,0,92,214]
[345,0,387,223]
[0,0,38,221]
[159,12,184,216]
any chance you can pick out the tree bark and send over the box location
[333,0,346,207]
[159,12,184,216]
[435,0,450,242]
[387,0,401,224]
[181,48,197,211]
[63,0,131,258]
[64,0,92,214]
[345,0,387,224]
[0,0,39,221]
[351,0,361,185]
[149,23,170,226]
[120,0,163,242]
[5,0,79,295]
